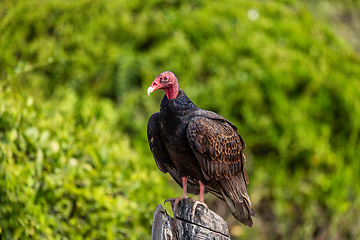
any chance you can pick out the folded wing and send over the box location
[187,114,256,226]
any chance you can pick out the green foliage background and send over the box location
[1,0,360,239]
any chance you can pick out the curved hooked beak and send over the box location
[147,78,162,96]
[147,86,155,96]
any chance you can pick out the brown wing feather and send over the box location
[187,115,256,226]
[187,116,247,181]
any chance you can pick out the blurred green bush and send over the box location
[1,0,360,239]
[0,85,175,239]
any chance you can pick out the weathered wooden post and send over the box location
[151,199,231,239]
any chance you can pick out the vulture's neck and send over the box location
[163,81,179,99]
[163,87,178,100]
[161,90,198,117]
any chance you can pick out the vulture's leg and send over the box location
[181,176,188,198]
[191,180,208,218]
[164,176,189,214]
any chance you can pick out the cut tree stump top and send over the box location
[151,199,231,240]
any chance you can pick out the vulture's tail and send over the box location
[219,175,257,227]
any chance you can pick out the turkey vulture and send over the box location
[147,71,256,227]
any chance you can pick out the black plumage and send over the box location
[147,71,256,227]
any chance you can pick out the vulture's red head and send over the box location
[147,71,179,99]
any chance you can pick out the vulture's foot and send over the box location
[191,200,208,219]
[164,196,191,215]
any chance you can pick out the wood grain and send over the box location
[151,199,231,240]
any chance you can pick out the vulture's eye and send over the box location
[164,77,168,81]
